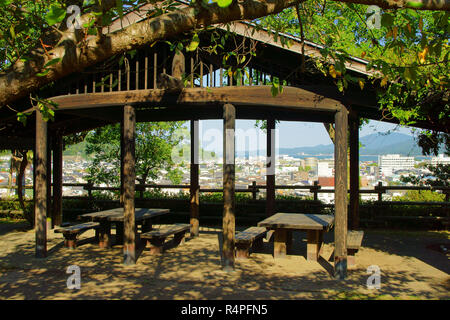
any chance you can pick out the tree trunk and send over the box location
[7,157,13,197]
[17,151,28,212]
[0,0,303,107]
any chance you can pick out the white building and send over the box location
[378,154,414,176]
[317,161,333,177]
[431,154,450,166]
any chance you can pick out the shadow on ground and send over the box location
[0,224,448,300]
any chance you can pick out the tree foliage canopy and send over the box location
[85,121,186,186]
[0,0,448,155]
[259,1,449,154]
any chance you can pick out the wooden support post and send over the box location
[273,228,287,258]
[46,136,52,229]
[172,51,185,80]
[307,230,323,261]
[313,180,319,201]
[118,69,121,91]
[200,63,203,87]
[334,106,348,280]
[154,52,157,89]
[252,181,257,200]
[123,105,136,265]
[266,118,276,217]
[52,133,63,227]
[120,121,124,206]
[222,103,236,271]
[210,64,213,87]
[144,54,148,89]
[190,119,200,237]
[126,62,130,91]
[98,220,111,248]
[377,181,383,202]
[349,110,360,230]
[33,147,36,213]
[136,60,139,90]
[190,56,194,88]
[35,111,47,258]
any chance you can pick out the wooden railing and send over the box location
[2,181,448,204]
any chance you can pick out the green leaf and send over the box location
[17,112,27,126]
[217,0,233,8]
[45,4,67,26]
[381,13,394,28]
[271,84,278,97]
[9,25,15,39]
[186,33,200,52]
[44,58,61,68]
[405,1,424,8]
[36,69,50,77]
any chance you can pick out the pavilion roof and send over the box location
[0,1,446,150]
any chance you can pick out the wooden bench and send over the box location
[55,222,100,249]
[140,223,190,254]
[347,230,364,267]
[235,227,267,259]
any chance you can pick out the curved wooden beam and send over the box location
[29,86,343,114]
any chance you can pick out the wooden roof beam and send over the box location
[25,86,343,114]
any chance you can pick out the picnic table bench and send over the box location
[79,208,169,247]
[235,227,267,259]
[140,223,191,254]
[347,230,364,267]
[258,213,334,261]
[54,222,100,249]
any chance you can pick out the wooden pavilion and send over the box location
[1,3,445,279]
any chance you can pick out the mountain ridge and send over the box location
[234,133,434,157]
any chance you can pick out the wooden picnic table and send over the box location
[257,213,334,261]
[79,208,169,247]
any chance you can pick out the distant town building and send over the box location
[304,157,318,174]
[317,177,334,203]
[431,154,450,166]
[360,176,369,188]
[378,154,414,176]
[317,161,333,177]
[318,177,334,187]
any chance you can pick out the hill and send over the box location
[277,133,426,156]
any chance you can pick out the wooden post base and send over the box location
[252,238,264,251]
[347,248,358,268]
[123,243,136,265]
[174,232,186,246]
[286,230,292,254]
[64,234,77,249]
[98,221,111,248]
[142,220,153,233]
[274,229,287,259]
[148,237,166,255]
[306,230,323,261]
[236,243,251,259]
[334,256,347,280]
[115,222,124,245]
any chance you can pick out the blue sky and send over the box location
[196,119,415,151]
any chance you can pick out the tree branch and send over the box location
[1,0,449,108]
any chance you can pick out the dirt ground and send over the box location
[0,219,448,300]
